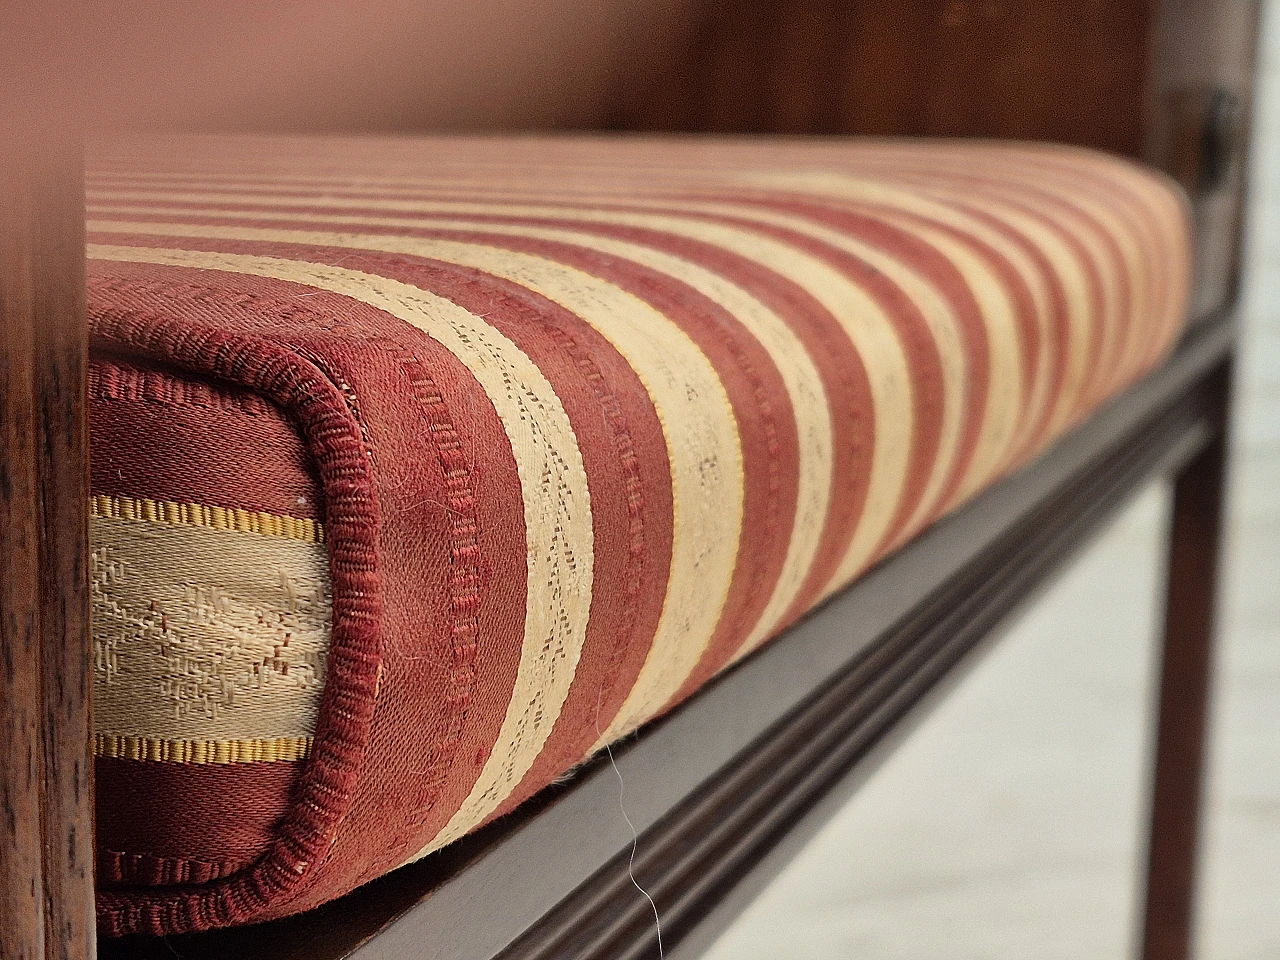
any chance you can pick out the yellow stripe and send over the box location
[888,184,1095,442]
[85,190,1025,538]
[88,243,599,866]
[91,512,331,743]
[871,160,1130,417]
[1125,163,1192,354]
[85,207,818,660]
[350,186,1019,515]
[982,153,1162,394]
[91,150,1182,428]
[911,219,1023,502]
[90,494,323,542]
[93,157,1168,448]
[875,167,1178,446]
[87,225,748,774]
[94,734,312,764]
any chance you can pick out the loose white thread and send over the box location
[598,697,665,959]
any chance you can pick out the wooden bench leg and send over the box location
[0,136,94,960]
[1139,358,1232,960]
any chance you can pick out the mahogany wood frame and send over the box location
[0,19,1250,955]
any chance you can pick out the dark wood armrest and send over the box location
[0,132,95,960]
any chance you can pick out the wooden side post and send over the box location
[1140,359,1232,960]
[1,144,51,960]
[0,134,94,960]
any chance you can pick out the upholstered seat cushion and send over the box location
[85,135,1190,934]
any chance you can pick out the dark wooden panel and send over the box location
[635,0,1153,152]
[99,314,1236,960]
[833,0,1153,152]
[1147,0,1260,319]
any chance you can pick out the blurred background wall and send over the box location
[69,0,1254,320]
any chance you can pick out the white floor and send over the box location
[705,7,1280,957]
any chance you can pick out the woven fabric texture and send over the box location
[85,135,1192,934]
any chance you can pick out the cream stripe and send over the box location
[87,186,1033,505]
[90,512,331,743]
[908,176,1124,426]
[91,151,1179,411]
[116,163,1144,437]
[905,218,1022,500]
[1101,172,1184,370]
[90,196,907,603]
[90,224,746,767]
[89,243,597,863]
[92,151,1180,360]
[986,157,1159,394]
[1044,190,1136,410]
[91,493,323,542]
[1106,177,1178,385]
[94,734,312,764]
[849,146,1182,382]
[1129,169,1192,353]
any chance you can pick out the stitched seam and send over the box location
[290,269,646,856]
[99,850,244,887]
[282,272,646,858]
[89,358,278,415]
[355,337,485,866]
[288,329,487,872]
[542,325,647,717]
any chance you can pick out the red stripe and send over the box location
[921,198,1074,462]
[706,197,994,528]
[91,207,875,631]
[87,225,792,734]
[307,250,676,828]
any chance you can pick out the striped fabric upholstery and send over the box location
[86,135,1191,934]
